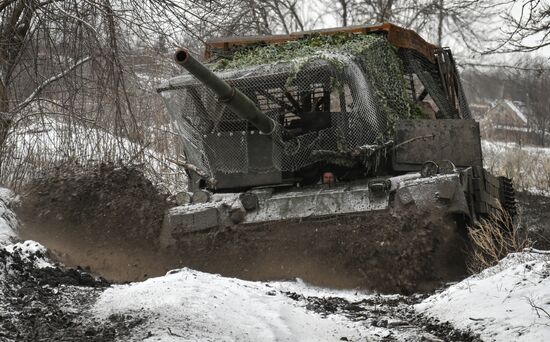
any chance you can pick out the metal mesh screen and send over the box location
[400,49,471,119]
[160,54,392,177]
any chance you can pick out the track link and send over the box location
[498,176,517,218]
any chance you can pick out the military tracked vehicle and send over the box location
[157,23,515,293]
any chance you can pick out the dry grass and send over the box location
[482,140,550,194]
[468,204,531,274]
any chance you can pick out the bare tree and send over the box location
[0,0,274,188]
[321,0,396,26]
[0,0,269,143]
[520,58,550,146]
[493,0,550,53]
[318,0,496,51]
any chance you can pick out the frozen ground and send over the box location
[1,186,549,341]
[417,251,550,342]
[93,270,370,341]
[91,269,480,342]
[0,240,477,342]
[91,253,550,341]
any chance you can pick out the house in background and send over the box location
[469,103,491,121]
[484,99,528,128]
[480,99,543,146]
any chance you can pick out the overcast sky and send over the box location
[291,0,550,65]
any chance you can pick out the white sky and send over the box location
[291,0,550,64]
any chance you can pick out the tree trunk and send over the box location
[339,0,348,27]
[0,80,10,149]
[378,0,394,22]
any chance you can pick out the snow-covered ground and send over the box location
[93,270,371,342]
[417,252,550,342]
[91,255,550,342]
[92,267,481,341]
[1,115,188,194]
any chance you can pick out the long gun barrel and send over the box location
[174,48,276,135]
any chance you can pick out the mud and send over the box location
[0,243,143,342]
[18,164,171,282]
[287,292,482,341]
[18,164,468,294]
[0,242,477,342]
[161,210,468,294]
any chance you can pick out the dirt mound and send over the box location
[0,242,142,341]
[18,164,171,282]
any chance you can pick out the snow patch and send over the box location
[93,268,369,341]
[416,252,550,342]
[482,139,550,156]
[2,116,188,195]
[0,187,18,245]
[4,240,53,269]
[482,139,550,194]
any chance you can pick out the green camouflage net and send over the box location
[213,34,413,139]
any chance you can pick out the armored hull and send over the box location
[160,171,480,293]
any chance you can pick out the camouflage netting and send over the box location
[158,34,423,177]
[214,34,415,134]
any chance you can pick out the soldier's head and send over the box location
[322,171,335,185]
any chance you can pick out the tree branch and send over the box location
[13,56,91,114]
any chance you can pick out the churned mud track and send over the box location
[18,164,172,282]
[161,209,468,294]
[0,242,478,342]
[18,164,468,294]
[287,292,482,341]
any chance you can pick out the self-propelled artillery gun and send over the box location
[157,23,515,293]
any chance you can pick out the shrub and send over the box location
[467,204,531,273]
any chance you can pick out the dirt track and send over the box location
[0,242,480,342]
[292,293,481,341]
